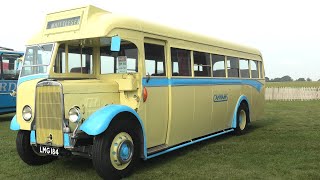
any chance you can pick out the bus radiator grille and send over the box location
[35,84,64,147]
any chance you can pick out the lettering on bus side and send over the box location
[0,82,17,92]
[213,94,228,102]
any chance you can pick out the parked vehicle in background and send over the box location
[10,6,265,179]
[0,47,23,114]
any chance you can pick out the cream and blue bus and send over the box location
[0,47,23,114]
[10,6,265,179]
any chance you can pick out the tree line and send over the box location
[265,75,317,82]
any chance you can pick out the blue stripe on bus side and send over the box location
[17,74,48,86]
[142,78,263,92]
[147,129,234,159]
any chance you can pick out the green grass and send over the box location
[1,101,320,179]
[267,81,320,87]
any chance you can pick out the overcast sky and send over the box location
[1,0,319,80]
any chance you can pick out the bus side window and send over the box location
[239,59,249,78]
[100,56,115,74]
[144,43,166,76]
[227,56,239,78]
[250,60,259,78]
[171,48,191,76]
[212,54,226,77]
[193,51,211,77]
[100,42,138,74]
[124,48,138,73]
[100,47,138,74]
[1,57,20,80]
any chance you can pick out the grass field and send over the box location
[266,81,320,87]
[1,101,320,179]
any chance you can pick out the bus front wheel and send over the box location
[234,103,249,135]
[16,130,57,165]
[92,119,140,179]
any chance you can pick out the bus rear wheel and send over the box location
[234,103,249,135]
[16,130,57,165]
[92,119,140,179]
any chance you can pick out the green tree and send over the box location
[296,78,306,81]
[280,75,293,82]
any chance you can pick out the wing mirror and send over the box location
[111,36,121,52]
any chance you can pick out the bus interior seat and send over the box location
[194,71,208,77]
[70,67,89,74]
[227,69,239,77]
[151,73,165,76]
[213,70,226,77]
[251,70,258,78]
[240,69,250,78]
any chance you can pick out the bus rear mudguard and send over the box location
[231,95,250,129]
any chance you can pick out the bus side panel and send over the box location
[241,84,253,109]
[0,80,18,113]
[191,86,213,138]
[250,80,265,121]
[144,86,169,148]
[166,86,194,146]
[212,85,228,132]
[226,85,242,127]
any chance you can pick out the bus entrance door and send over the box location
[143,41,169,149]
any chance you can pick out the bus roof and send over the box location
[0,49,24,56]
[28,5,261,56]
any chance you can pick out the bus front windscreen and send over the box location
[20,44,54,77]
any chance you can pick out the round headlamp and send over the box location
[68,106,81,123]
[22,105,32,121]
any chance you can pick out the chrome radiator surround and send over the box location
[35,81,65,147]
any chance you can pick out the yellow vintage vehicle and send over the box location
[10,5,265,179]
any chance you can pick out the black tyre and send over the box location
[16,130,57,165]
[234,102,250,135]
[92,118,140,180]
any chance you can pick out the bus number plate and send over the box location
[39,146,59,156]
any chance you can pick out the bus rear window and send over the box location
[250,60,259,78]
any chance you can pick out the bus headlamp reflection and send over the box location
[68,106,81,123]
[22,105,32,121]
